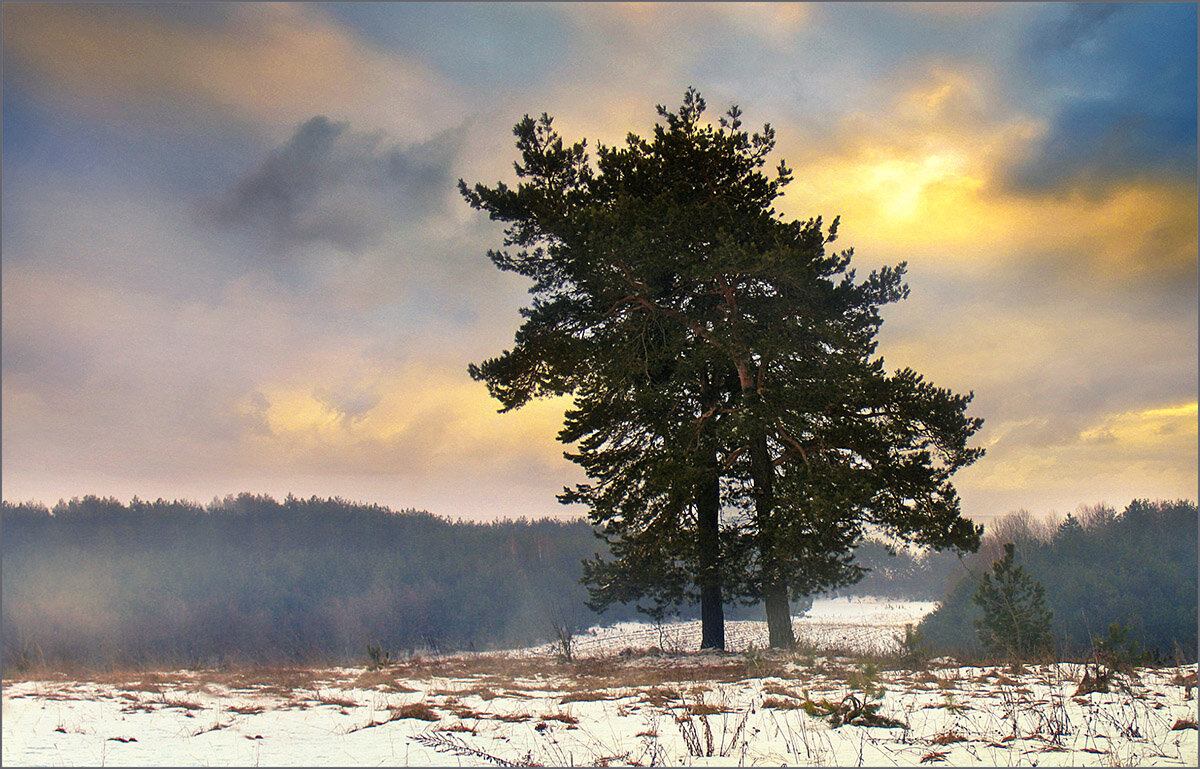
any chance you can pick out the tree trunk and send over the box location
[697,441,725,651]
[745,390,794,649]
[765,582,796,649]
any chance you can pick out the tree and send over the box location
[972,542,1054,659]
[461,88,983,649]
[461,90,767,648]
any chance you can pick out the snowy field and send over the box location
[549,596,942,659]
[3,597,1197,766]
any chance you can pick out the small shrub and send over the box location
[552,623,575,662]
[800,692,905,728]
[896,624,929,669]
[1093,622,1147,673]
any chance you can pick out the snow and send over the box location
[4,598,1197,766]
[545,596,941,658]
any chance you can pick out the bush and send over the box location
[972,543,1054,659]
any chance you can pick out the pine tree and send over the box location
[461,88,983,649]
[972,542,1054,658]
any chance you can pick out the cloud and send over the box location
[1,141,562,518]
[2,2,1194,525]
[1006,2,1197,194]
[203,116,462,254]
[1030,2,1124,53]
[235,362,574,480]
[769,62,1196,301]
[958,400,1198,519]
[0,3,463,139]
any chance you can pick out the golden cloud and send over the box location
[236,363,573,480]
[956,401,1197,519]
[1078,402,1199,448]
[2,3,460,138]
[779,66,1198,288]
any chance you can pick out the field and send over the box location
[3,598,1197,766]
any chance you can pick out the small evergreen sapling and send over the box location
[972,542,1054,659]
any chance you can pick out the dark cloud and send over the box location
[1007,3,1197,194]
[1031,2,1124,53]
[205,115,461,253]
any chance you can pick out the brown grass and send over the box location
[1171,671,1197,687]
[389,702,440,722]
[313,692,359,708]
[450,685,502,700]
[686,701,731,716]
[559,689,614,704]
[639,687,680,707]
[761,696,803,710]
[762,683,803,699]
[540,711,580,725]
[930,730,967,745]
[352,670,419,692]
[446,705,484,719]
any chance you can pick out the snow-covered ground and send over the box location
[4,598,1197,766]
[547,596,941,659]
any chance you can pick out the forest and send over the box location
[2,492,957,671]
[918,498,1197,661]
[3,494,1195,670]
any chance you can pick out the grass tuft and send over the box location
[390,702,440,722]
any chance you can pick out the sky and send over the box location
[2,2,1196,526]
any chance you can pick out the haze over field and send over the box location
[2,2,1196,522]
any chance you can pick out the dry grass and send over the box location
[540,711,580,725]
[762,683,803,699]
[352,670,419,692]
[761,696,803,710]
[559,689,614,703]
[448,684,502,700]
[312,691,358,708]
[930,730,968,745]
[686,701,732,716]
[639,687,681,707]
[389,702,440,722]
[161,696,204,711]
[446,704,484,719]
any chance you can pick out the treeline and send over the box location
[918,499,1197,661]
[2,493,958,670]
[2,494,633,670]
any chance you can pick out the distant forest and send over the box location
[2,493,958,670]
[919,499,1197,661]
